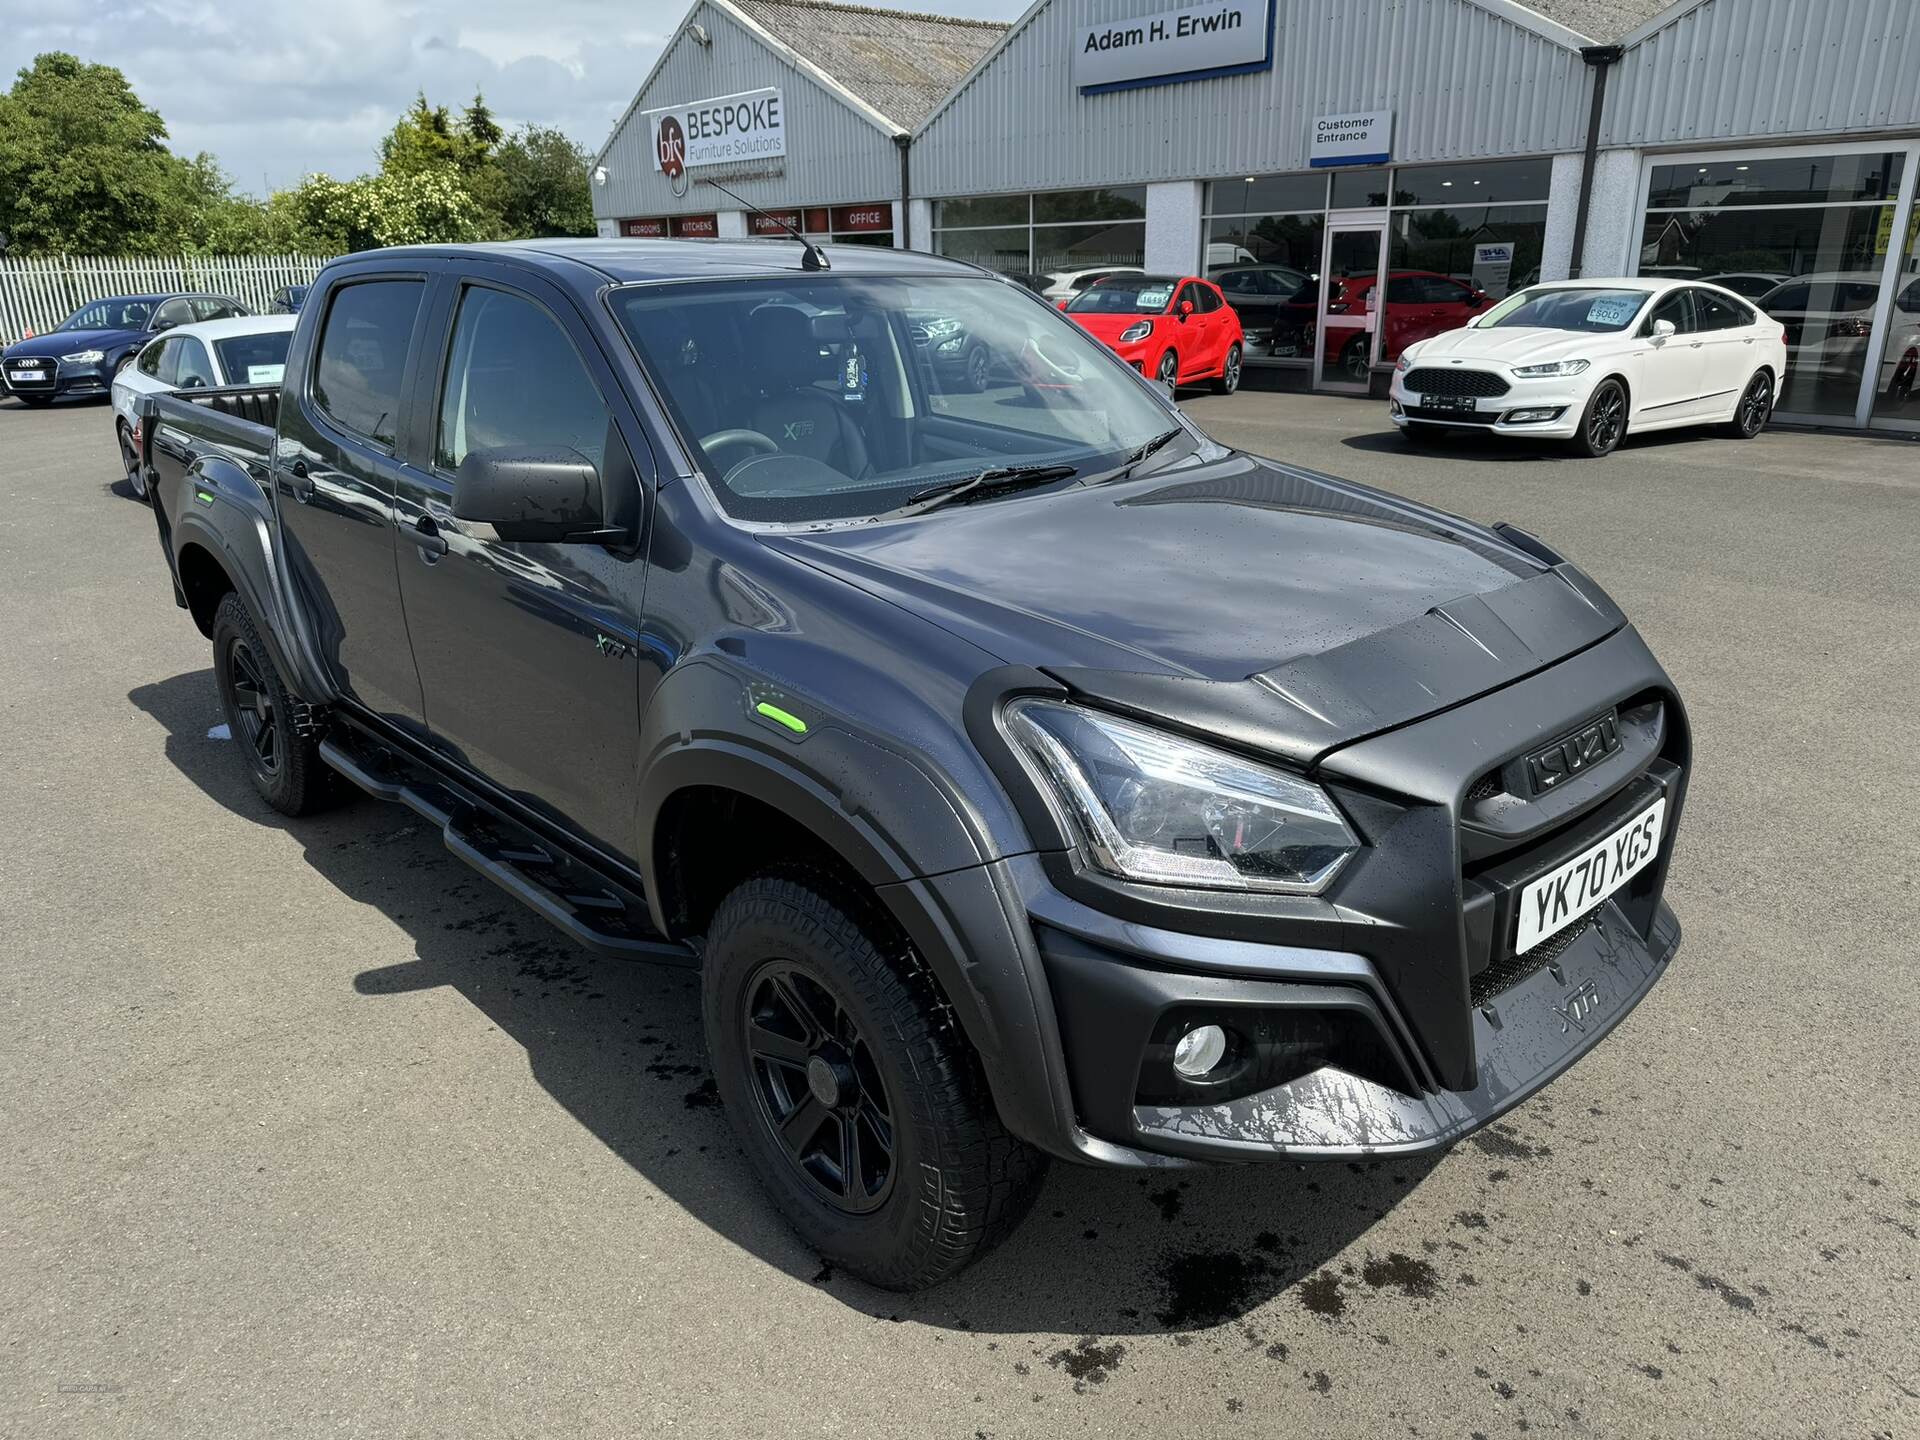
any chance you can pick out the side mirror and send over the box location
[1178,300,1194,320]
[1650,319,1676,341]
[1055,298,1070,310]
[453,446,609,544]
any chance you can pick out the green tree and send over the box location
[0,53,194,253]
[461,91,505,153]
[484,125,595,239]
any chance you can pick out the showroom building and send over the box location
[596,0,1920,431]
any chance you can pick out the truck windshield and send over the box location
[1473,287,1651,333]
[611,275,1180,523]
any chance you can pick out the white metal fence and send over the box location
[0,254,336,343]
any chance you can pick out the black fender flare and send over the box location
[163,446,335,704]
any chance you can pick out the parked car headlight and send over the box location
[61,349,104,363]
[919,317,963,340]
[1394,352,1414,372]
[1118,320,1154,344]
[1003,700,1359,893]
[1511,358,1590,377]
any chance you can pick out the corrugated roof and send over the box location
[731,0,1009,127]
[1508,0,1681,42]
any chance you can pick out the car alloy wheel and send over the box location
[224,634,282,779]
[1341,337,1369,383]
[1585,381,1625,454]
[1737,371,1773,436]
[1219,343,1241,394]
[742,958,897,1215]
[966,346,991,392]
[1157,350,1179,391]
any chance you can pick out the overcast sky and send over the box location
[2,0,1027,197]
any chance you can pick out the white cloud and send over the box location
[1,0,1023,196]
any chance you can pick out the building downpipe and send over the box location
[1568,44,1622,280]
[894,134,912,250]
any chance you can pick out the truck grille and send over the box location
[1404,367,1509,398]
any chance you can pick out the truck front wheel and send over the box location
[211,592,337,816]
[702,871,1046,1290]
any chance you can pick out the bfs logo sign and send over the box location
[656,115,686,179]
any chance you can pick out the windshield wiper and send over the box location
[1079,426,1187,487]
[879,462,1079,519]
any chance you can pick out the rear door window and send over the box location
[434,286,609,474]
[312,280,424,447]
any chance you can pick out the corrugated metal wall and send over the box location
[1603,0,1920,149]
[913,0,1593,200]
[594,1,901,220]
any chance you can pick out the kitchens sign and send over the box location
[646,87,786,172]
[1073,0,1273,93]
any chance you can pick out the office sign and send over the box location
[1311,110,1392,168]
[646,88,785,172]
[1074,1,1273,93]
[1472,242,1514,295]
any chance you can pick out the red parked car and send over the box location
[1316,269,1495,380]
[1061,275,1244,393]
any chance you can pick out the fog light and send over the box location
[1502,406,1564,424]
[1172,1023,1228,1079]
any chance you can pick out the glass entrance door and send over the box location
[1316,223,1385,392]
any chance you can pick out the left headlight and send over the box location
[1003,700,1360,893]
[1118,320,1154,344]
[60,349,105,363]
[1512,358,1590,377]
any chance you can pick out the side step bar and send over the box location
[319,731,696,967]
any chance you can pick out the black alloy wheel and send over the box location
[226,633,282,779]
[742,959,896,1215]
[1570,379,1627,458]
[117,422,148,500]
[1730,370,1774,438]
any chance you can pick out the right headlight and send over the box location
[1512,358,1590,377]
[1118,320,1154,344]
[1003,700,1359,893]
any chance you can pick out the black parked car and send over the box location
[136,239,1690,1290]
[269,284,311,314]
[2,292,248,404]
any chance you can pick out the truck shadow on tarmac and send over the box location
[132,667,1442,1339]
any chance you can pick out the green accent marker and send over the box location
[755,701,807,734]
[194,489,215,506]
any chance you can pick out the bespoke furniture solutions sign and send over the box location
[1073,0,1273,93]
[647,88,786,172]
[1311,110,1392,167]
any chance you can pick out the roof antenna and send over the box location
[700,177,830,271]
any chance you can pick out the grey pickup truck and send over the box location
[138,238,1690,1289]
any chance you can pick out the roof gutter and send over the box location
[1568,44,1623,280]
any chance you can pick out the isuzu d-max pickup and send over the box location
[138,238,1688,1289]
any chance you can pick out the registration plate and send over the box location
[1515,797,1665,954]
[1422,392,1477,413]
[9,367,42,379]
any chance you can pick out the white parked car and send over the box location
[1040,266,1144,302]
[111,314,296,498]
[1389,278,1789,457]
[1755,270,1920,408]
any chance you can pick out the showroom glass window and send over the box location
[1638,150,1906,419]
[1202,173,1325,364]
[932,188,1146,280]
[1200,158,1548,368]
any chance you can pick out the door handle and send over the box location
[410,514,450,559]
[287,458,313,502]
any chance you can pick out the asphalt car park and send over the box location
[2,389,1915,1438]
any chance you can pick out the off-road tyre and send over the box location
[703,870,1047,1290]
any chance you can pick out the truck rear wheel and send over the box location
[702,871,1046,1290]
[211,591,337,816]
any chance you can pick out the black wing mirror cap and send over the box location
[452,445,608,544]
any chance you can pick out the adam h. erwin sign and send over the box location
[646,88,786,173]
[1073,0,1273,94]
